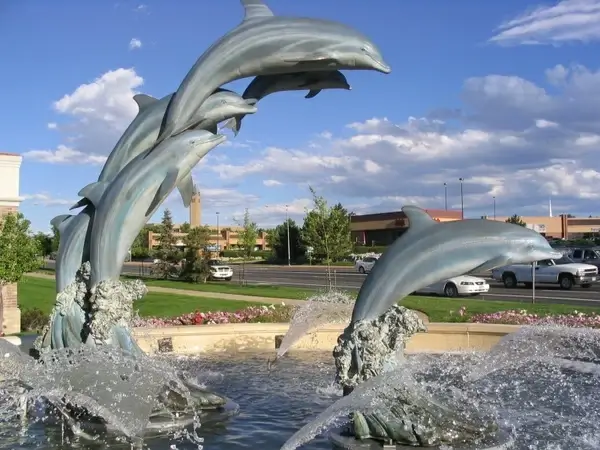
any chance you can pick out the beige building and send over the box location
[147,185,269,251]
[0,152,23,334]
[488,215,600,240]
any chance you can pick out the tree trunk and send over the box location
[0,284,5,336]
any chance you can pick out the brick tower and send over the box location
[189,184,201,227]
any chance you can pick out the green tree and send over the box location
[234,208,258,283]
[302,187,352,288]
[131,224,159,260]
[505,214,527,227]
[151,209,181,278]
[0,213,41,332]
[50,224,60,253]
[180,222,191,233]
[180,226,212,283]
[33,232,53,257]
[271,219,304,263]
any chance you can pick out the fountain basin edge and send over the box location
[130,322,521,355]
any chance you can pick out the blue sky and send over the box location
[2,0,600,232]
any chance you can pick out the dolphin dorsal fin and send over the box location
[402,205,436,229]
[69,198,91,211]
[50,214,72,232]
[133,94,158,112]
[78,181,108,207]
[241,0,273,21]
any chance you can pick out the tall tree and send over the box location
[33,232,53,257]
[302,187,352,289]
[151,209,181,278]
[181,226,212,283]
[0,213,41,332]
[180,222,191,233]
[50,224,60,253]
[505,214,527,227]
[271,219,304,263]
[235,208,258,282]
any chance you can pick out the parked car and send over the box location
[491,256,598,290]
[564,247,600,270]
[417,275,490,298]
[355,256,379,274]
[208,259,233,281]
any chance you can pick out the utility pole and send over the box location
[459,178,464,219]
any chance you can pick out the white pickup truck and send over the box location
[491,256,598,290]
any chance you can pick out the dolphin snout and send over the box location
[376,61,391,74]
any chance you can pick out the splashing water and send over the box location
[281,325,600,450]
[0,339,203,445]
[276,291,354,359]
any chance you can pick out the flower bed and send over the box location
[133,304,295,327]
[469,309,600,328]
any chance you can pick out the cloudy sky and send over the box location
[2,0,600,232]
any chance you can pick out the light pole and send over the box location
[459,178,464,219]
[493,196,496,220]
[216,212,220,253]
[443,183,448,211]
[285,205,291,266]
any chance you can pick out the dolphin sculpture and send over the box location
[87,130,227,289]
[51,208,94,293]
[155,0,390,146]
[222,70,350,135]
[351,206,564,324]
[72,90,255,212]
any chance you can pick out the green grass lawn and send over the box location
[20,275,600,323]
[18,276,268,318]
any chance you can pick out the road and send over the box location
[42,261,600,307]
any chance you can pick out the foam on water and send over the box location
[281,325,600,450]
[276,290,354,359]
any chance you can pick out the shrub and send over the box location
[21,308,49,332]
[353,245,387,254]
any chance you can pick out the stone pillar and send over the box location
[0,152,23,335]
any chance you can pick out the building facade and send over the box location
[489,215,600,240]
[350,209,463,246]
[0,152,23,334]
[146,185,269,251]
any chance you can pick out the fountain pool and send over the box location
[3,328,600,450]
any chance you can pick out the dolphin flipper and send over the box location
[241,0,274,21]
[132,94,158,112]
[50,214,72,232]
[305,89,321,99]
[177,173,195,208]
[146,169,179,217]
[222,116,242,136]
[467,256,511,274]
[78,182,109,207]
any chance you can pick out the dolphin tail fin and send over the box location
[50,214,73,233]
[177,173,195,208]
[305,89,321,99]
[132,94,158,112]
[69,198,91,210]
[241,0,274,21]
[146,169,179,217]
[78,182,109,207]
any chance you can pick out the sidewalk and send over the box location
[28,272,306,306]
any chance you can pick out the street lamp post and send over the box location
[285,205,291,266]
[493,196,496,220]
[459,178,464,219]
[216,212,220,254]
[443,183,448,211]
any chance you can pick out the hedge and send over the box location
[221,249,272,258]
[353,245,387,254]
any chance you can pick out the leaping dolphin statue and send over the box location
[222,70,350,135]
[350,206,564,324]
[88,130,227,289]
[155,0,390,146]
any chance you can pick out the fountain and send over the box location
[0,0,392,447]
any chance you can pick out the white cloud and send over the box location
[128,38,142,50]
[209,63,600,218]
[134,4,148,13]
[490,0,600,45]
[23,145,107,165]
[22,192,76,207]
[30,68,143,164]
[263,179,282,187]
